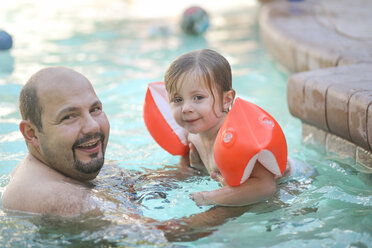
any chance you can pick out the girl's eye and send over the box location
[172,97,182,103]
[194,95,204,101]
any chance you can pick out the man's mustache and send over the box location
[72,132,105,149]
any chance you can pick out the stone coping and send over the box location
[287,64,372,152]
[258,0,372,172]
[259,0,372,72]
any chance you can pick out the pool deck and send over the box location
[258,0,372,172]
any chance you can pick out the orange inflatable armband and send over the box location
[214,98,287,186]
[143,82,189,156]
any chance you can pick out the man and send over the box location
[2,67,110,216]
[1,66,249,242]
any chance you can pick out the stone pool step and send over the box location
[287,64,372,171]
[259,0,372,71]
[258,0,372,172]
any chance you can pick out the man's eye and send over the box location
[61,115,73,121]
[91,107,102,113]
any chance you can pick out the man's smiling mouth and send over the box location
[77,140,98,148]
[73,132,105,154]
[75,139,101,153]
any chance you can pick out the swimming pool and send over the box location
[0,0,371,247]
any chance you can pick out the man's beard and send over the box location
[72,132,105,174]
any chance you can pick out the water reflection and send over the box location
[0,52,14,76]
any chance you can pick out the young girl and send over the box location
[164,49,277,207]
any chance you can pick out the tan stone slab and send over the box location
[287,74,306,119]
[326,133,356,161]
[287,65,344,121]
[260,0,372,72]
[288,64,372,151]
[314,0,372,40]
[259,7,297,71]
[349,91,372,151]
[289,68,364,130]
[301,45,340,72]
[259,1,338,72]
[301,74,359,130]
[356,147,372,173]
[338,49,372,66]
[326,82,372,144]
[302,123,372,173]
[368,99,372,151]
[260,0,372,162]
[302,122,326,146]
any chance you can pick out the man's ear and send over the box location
[19,120,39,147]
[223,89,236,111]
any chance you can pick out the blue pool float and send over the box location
[0,30,13,50]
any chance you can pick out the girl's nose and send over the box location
[182,100,194,113]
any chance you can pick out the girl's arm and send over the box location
[190,161,277,206]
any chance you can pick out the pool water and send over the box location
[0,0,371,247]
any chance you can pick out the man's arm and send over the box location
[156,205,251,242]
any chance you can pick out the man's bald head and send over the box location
[19,67,92,131]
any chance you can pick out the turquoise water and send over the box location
[0,0,371,247]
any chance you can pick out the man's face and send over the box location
[35,71,110,181]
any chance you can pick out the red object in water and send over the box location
[214,98,287,186]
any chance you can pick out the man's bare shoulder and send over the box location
[36,180,90,216]
[2,156,91,216]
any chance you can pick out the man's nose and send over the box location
[81,113,100,134]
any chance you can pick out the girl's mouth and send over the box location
[185,118,200,123]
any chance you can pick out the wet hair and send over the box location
[19,77,43,131]
[164,49,232,112]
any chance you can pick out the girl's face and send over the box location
[169,75,229,136]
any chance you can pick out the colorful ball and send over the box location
[0,30,13,50]
[181,6,209,35]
